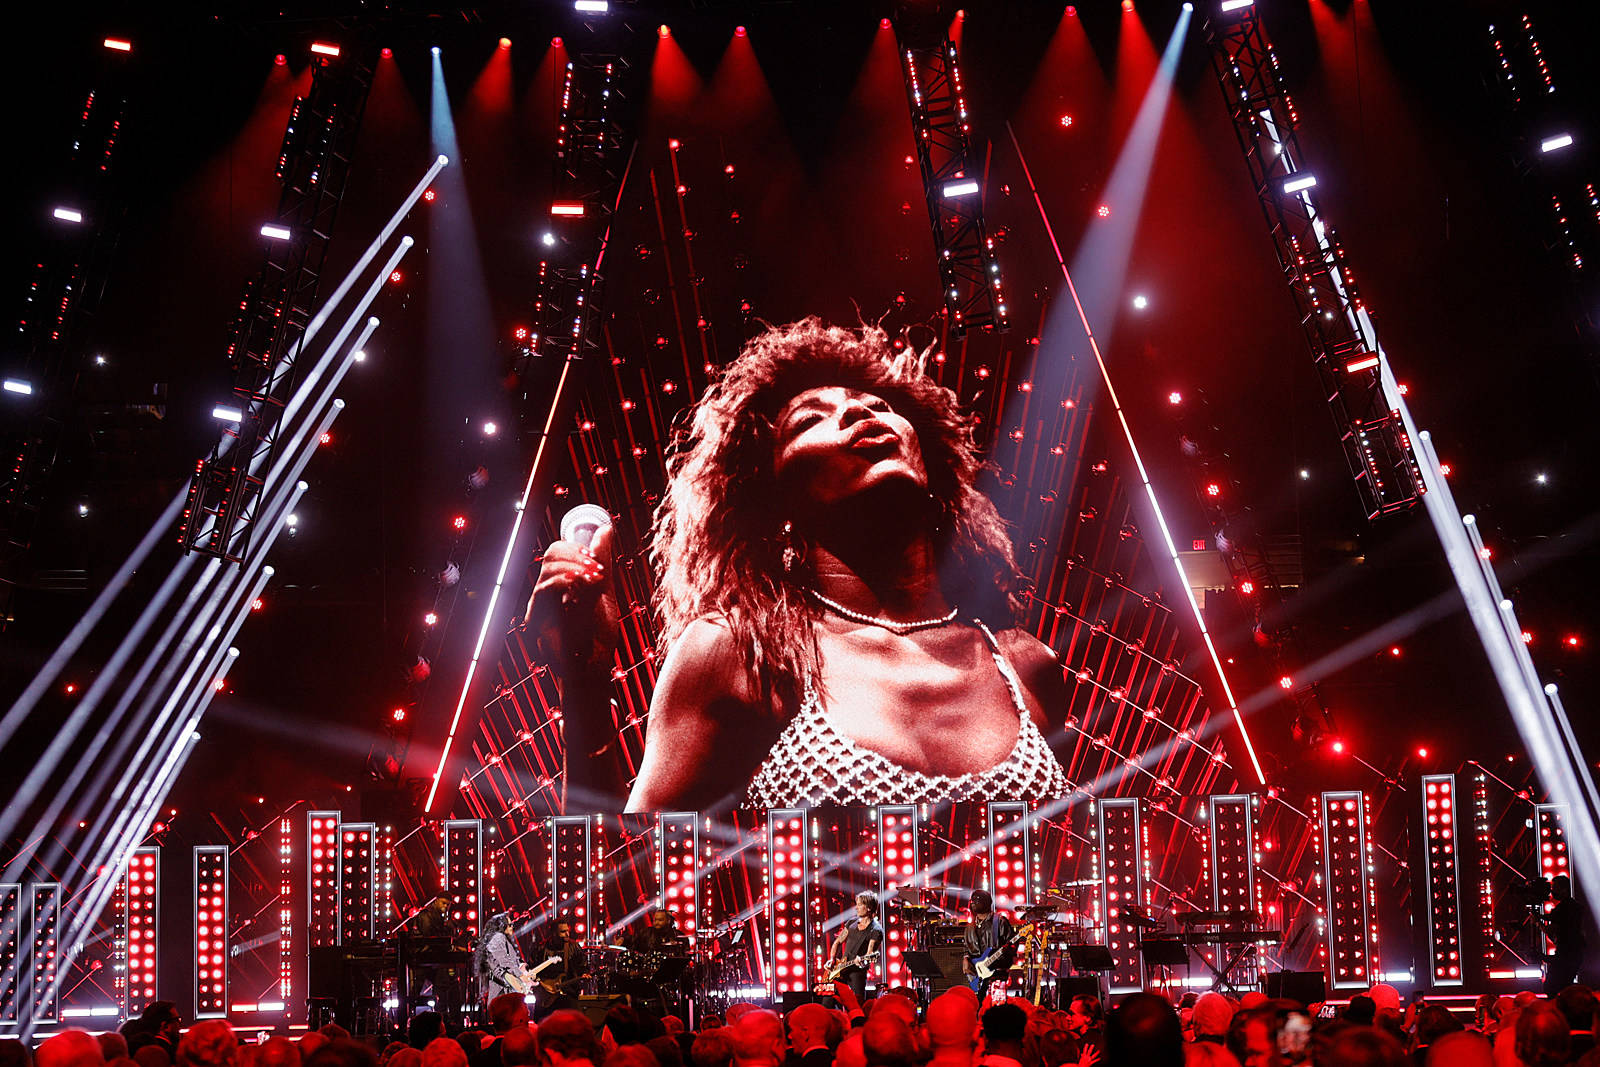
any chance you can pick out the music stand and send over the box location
[902,950,946,981]
[649,956,691,986]
[1138,938,1187,996]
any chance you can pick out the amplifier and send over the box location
[927,945,969,996]
[927,923,968,947]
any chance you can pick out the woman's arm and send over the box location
[997,627,1072,734]
[624,616,780,811]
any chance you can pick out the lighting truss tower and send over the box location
[1202,8,1424,521]
[180,45,375,561]
[894,28,1008,336]
[525,53,631,372]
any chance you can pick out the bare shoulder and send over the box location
[993,626,1067,718]
[626,615,773,811]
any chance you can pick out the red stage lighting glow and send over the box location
[392,708,407,723]
[513,326,529,341]
[274,54,287,66]
[1417,747,1429,759]
[252,598,264,611]
[64,683,76,695]
[658,24,671,38]
[424,612,439,627]
[724,164,735,175]
[1389,646,1402,657]
[551,201,586,216]
[389,270,403,284]
[880,18,892,29]
[551,37,563,48]
[103,38,132,52]
[319,431,332,446]
[1239,580,1255,595]
[1205,482,1221,497]
[668,138,681,151]
[735,25,747,38]
[423,189,436,202]
[1523,630,1534,644]
[452,515,467,532]
[1439,463,1452,476]
[1121,0,1134,10]
[1059,114,1074,128]
[310,42,341,57]
[1331,739,1346,754]
[499,37,511,49]
[1097,204,1111,218]
[381,47,393,59]
[1065,5,1078,14]
[1565,634,1581,648]
[1278,675,1293,689]
[1168,391,1182,404]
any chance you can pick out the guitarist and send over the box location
[962,890,1016,997]
[474,911,530,1002]
[541,915,588,997]
[826,892,884,1004]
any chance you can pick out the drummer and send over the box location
[626,907,689,954]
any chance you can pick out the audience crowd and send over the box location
[7,978,1600,1067]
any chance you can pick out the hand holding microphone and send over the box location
[524,504,621,672]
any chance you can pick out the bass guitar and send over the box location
[966,923,1034,992]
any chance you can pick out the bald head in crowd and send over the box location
[499,1029,539,1067]
[37,1032,104,1067]
[861,1016,917,1067]
[730,1010,785,1067]
[924,993,977,1054]
[785,1004,832,1058]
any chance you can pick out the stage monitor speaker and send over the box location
[1055,975,1101,1005]
[576,994,625,1028]
[1264,970,1326,1006]
[781,990,820,1012]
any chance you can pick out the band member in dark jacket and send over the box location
[962,890,1015,995]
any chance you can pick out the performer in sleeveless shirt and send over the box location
[526,317,1072,811]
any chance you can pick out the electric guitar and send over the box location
[815,948,880,994]
[505,955,562,994]
[966,923,1035,991]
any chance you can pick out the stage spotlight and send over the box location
[452,515,467,532]
[1183,2,1193,9]
[1565,634,1581,648]
[1131,294,1148,310]
[285,513,299,528]
[389,270,404,283]
[392,707,407,722]
[658,24,671,38]
[574,0,608,11]
[735,26,747,38]
[260,224,293,240]
[423,189,436,202]
[551,37,563,48]
[1239,580,1254,595]
[1065,4,1077,14]
[53,207,84,223]
[1282,174,1317,194]
[1205,482,1221,497]
[1417,746,1429,759]
[353,350,367,363]
[483,421,498,436]
[1344,352,1380,373]
[94,354,107,366]
[424,612,438,626]
[431,46,441,56]
[941,179,980,198]
[541,232,557,247]
[381,47,393,59]
[1541,133,1573,153]
[1167,390,1182,404]
[275,54,286,66]
[1096,204,1111,218]
[1535,472,1548,485]
[103,38,132,52]
[1219,0,1253,10]
[1389,646,1402,657]
[1299,468,1310,480]
[498,37,511,49]
[3,379,34,396]
[1330,739,1346,754]
[880,18,892,29]
[252,599,264,612]
[310,42,341,57]
[1059,114,1074,128]
[212,405,244,423]
[550,201,586,216]
[1121,0,1134,11]
[319,431,332,446]
[77,503,89,517]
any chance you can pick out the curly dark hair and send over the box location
[650,316,1025,715]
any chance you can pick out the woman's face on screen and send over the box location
[772,385,928,507]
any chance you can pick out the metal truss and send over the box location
[896,34,1008,336]
[1203,8,1424,521]
[1,50,134,616]
[179,46,375,562]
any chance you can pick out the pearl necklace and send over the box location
[805,588,960,636]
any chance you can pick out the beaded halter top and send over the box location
[743,621,1071,807]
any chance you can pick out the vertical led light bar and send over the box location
[443,821,484,939]
[1421,775,1463,986]
[767,810,809,1000]
[1472,772,1494,975]
[1096,798,1146,993]
[1319,791,1375,990]
[986,802,1032,913]
[378,825,396,933]
[1535,804,1571,883]
[27,884,60,1025]
[876,806,919,989]
[125,848,159,1015]
[550,817,594,940]
[657,814,699,936]
[306,811,340,949]
[1207,794,1258,979]
[193,846,229,1018]
[0,884,21,1024]
[338,824,376,944]
[278,816,293,1003]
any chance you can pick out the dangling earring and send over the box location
[782,520,805,573]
